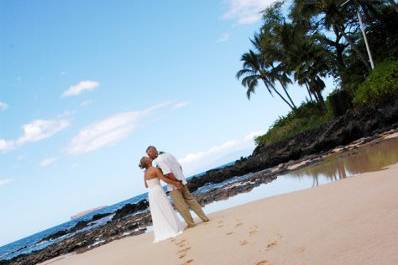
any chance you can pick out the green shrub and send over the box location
[255,101,332,145]
[353,59,398,105]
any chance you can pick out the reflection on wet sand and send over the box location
[203,136,398,214]
[290,138,398,186]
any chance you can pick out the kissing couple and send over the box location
[139,146,210,242]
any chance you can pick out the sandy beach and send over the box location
[40,163,398,265]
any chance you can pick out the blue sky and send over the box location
[0,0,335,246]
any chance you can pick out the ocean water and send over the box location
[0,169,218,261]
[0,193,147,260]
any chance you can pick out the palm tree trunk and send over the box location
[332,25,348,73]
[305,83,314,102]
[281,84,297,110]
[313,90,321,103]
[316,90,325,104]
[262,80,295,111]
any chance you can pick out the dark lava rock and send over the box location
[40,229,69,242]
[187,98,398,193]
[39,213,112,243]
[112,199,149,221]
[91,213,111,221]
[4,212,152,265]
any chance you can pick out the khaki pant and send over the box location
[170,185,209,226]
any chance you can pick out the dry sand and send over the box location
[40,163,398,265]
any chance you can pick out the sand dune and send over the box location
[39,163,398,265]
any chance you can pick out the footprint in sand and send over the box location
[249,226,258,236]
[235,222,243,228]
[177,247,191,254]
[256,260,271,265]
[296,247,305,253]
[265,241,278,250]
[240,240,248,246]
[180,259,194,265]
[249,230,258,236]
[176,239,188,247]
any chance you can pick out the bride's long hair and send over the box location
[138,156,150,169]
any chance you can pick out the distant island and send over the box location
[71,206,107,220]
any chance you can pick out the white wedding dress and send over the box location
[147,178,185,242]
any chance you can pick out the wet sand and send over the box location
[39,162,398,265]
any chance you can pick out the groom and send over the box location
[146,146,209,228]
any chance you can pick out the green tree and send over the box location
[236,50,297,110]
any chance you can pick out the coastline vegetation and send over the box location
[237,0,398,146]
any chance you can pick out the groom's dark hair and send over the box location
[146,145,156,153]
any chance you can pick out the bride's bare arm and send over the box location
[143,173,148,188]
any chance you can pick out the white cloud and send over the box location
[0,139,14,152]
[222,0,277,25]
[179,140,239,165]
[67,112,140,155]
[0,178,13,187]
[173,101,190,109]
[0,101,8,111]
[63,80,99,97]
[216,32,231,43]
[0,117,70,152]
[67,102,183,155]
[40,157,58,167]
[16,119,70,145]
[179,130,264,174]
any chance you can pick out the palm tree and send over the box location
[276,20,330,106]
[250,34,297,109]
[236,50,297,111]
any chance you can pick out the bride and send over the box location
[139,156,185,242]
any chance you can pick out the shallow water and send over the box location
[203,137,398,214]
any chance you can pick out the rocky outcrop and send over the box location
[40,212,112,242]
[187,98,398,192]
[112,200,149,220]
[5,212,151,265]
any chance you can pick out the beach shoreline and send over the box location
[38,162,398,265]
[3,128,398,265]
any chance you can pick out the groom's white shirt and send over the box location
[153,152,187,191]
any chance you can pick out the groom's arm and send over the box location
[161,171,182,185]
[164,172,179,182]
[156,161,180,182]
[154,169,182,189]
